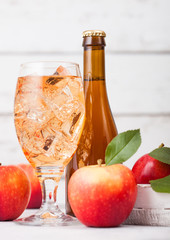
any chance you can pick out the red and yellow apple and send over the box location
[132,154,170,184]
[68,163,137,227]
[18,164,42,208]
[0,165,31,221]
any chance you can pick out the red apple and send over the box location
[18,164,42,209]
[0,165,31,221]
[68,164,137,227]
[132,154,170,184]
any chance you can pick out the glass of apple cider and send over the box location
[14,61,85,226]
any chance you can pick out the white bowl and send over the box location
[134,184,170,209]
[124,184,170,226]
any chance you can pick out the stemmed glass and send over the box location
[14,62,85,226]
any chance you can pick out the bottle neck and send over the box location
[83,37,105,81]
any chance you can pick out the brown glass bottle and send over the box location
[65,30,118,215]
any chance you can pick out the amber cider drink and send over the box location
[66,30,118,215]
[14,75,85,169]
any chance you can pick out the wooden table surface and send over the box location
[1,209,170,240]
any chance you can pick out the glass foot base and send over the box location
[15,209,78,226]
[14,166,78,226]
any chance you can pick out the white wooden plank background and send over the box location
[0,0,170,168]
[1,54,170,114]
[1,0,170,52]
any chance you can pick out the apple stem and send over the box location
[159,143,164,148]
[0,163,1,166]
[97,159,103,167]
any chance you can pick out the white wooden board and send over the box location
[0,0,170,52]
[125,208,170,226]
[0,54,170,114]
[1,218,170,240]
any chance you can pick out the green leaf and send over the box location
[150,175,170,193]
[149,147,170,165]
[105,129,141,166]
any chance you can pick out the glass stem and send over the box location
[36,166,64,215]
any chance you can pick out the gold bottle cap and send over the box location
[82,30,106,38]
